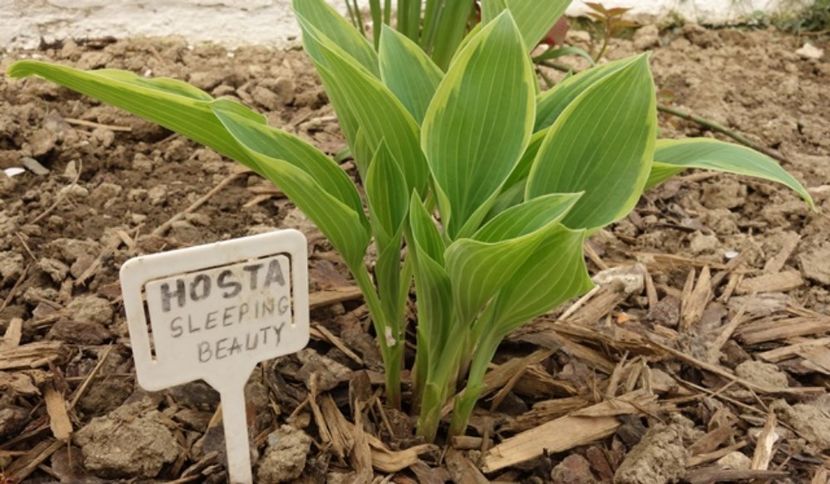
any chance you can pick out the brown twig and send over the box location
[68,345,114,411]
[535,59,790,165]
[657,104,789,164]
[152,170,248,236]
[0,263,32,313]
[64,117,132,132]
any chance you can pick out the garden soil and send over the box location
[0,24,829,483]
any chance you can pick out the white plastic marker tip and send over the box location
[120,230,309,484]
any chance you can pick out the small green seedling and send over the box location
[7,0,813,442]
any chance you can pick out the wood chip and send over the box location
[636,252,726,270]
[751,412,778,470]
[812,467,829,484]
[6,439,64,482]
[311,324,363,365]
[757,336,830,362]
[483,393,654,473]
[737,271,804,294]
[798,345,830,374]
[681,266,712,330]
[1,317,22,349]
[684,468,788,484]
[443,350,552,417]
[689,425,734,455]
[309,286,363,309]
[483,412,619,473]
[763,232,800,274]
[566,284,626,326]
[445,449,489,484]
[738,317,830,345]
[44,382,72,441]
[687,440,747,467]
[0,341,66,370]
[368,442,436,474]
[351,400,373,482]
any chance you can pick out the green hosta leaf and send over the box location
[446,193,582,325]
[7,61,262,171]
[211,104,370,269]
[481,0,508,20]
[646,138,815,208]
[489,226,592,333]
[409,195,453,388]
[298,15,428,194]
[366,142,409,241]
[474,192,582,242]
[422,12,536,238]
[374,226,406,328]
[535,56,630,132]
[291,0,378,75]
[482,0,572,50]
[645,162,684,190]
[527,54,657,229]
[379,25,444,123]
[409,194,446,264]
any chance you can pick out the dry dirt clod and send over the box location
[65,295,114,325]
[771,400,830,452]
[614,415,701,484]
[735,360,789,389]
[701,179,747,210]
[796,42,825,60]
[689,232,719,255]
[593,265,645,295]
[47,319,112,345]
[717,451,751,471]
[256,425,312,483]
[296,348,352,392]
[38,257,69,283]
[799,244,830,286]
[28,128,57,158]
[74,409,179,478]
[0,251,24,285]
[551,454,597,484]
[633,25,660,50]
[0,404,29,440]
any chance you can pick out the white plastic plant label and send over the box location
[120,230,309,484]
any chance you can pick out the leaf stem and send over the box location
[448,329,502,437]
[354,264,402,408]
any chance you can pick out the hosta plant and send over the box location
[8,0,812,442]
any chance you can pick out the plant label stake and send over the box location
[120,230,309,484]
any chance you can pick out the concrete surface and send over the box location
[0,0,813,49]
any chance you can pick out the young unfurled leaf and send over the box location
[211,103,371,270]
[445,193,582,325]
[7,61,263,171]
[422,12,536,238]
[379,25,444,123]
[409,196,453,393]
[366,142,409,242]
[646,138,814,208]
[527,54,657,229]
